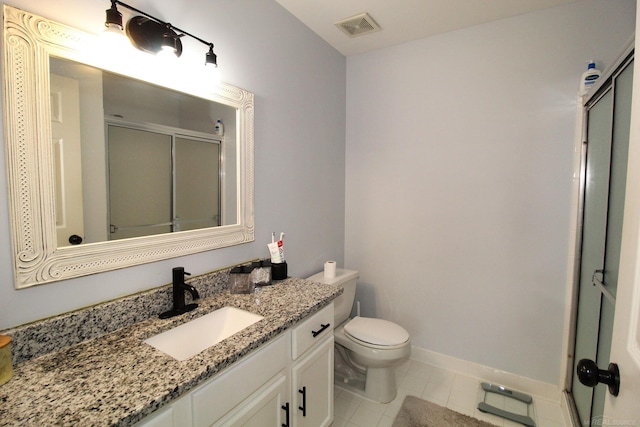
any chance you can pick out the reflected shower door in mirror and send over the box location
[50,56,235,247]
[107,125,222,241]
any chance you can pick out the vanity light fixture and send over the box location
[104,0,217,67]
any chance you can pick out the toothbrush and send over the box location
[277,232,285,262]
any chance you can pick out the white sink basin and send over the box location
[144,306,264,361]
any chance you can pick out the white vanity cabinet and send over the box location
[134,332,289,427]
[290,304,334,427]
[222,303,335,427]
[133,303,334,427]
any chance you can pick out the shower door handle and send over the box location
[592,269,615,304]
[592,269,604,283]
[577,359,620,396]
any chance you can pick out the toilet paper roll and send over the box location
[324,261,336,279]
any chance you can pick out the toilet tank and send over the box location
[306,269,359,326]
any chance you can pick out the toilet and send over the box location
[307,269,411,403]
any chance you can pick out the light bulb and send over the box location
[157,45,179,62]
[99,23,129,50]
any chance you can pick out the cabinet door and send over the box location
[291,336,333,427]
[213,372,289,427]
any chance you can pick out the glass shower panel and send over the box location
[571,88,613,424]
[174,136,221,232]
[592,58,633,420]
[107,125,172,240]
[571,56,633,424]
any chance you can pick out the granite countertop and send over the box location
[0,277,340,426]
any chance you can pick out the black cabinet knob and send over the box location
[577,359,620,396]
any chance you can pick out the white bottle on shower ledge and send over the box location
[579,61,601,95]
[214,119,224,136]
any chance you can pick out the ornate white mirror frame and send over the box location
[2,5,255,288]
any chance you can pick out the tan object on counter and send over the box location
[0,335,12,386]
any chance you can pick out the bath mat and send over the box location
[392,395,497,427]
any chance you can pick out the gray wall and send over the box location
[345,0,635,384]
[0,0,346,328]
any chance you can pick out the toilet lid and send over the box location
[344,317,409,346]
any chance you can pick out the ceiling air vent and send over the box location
[335,13,381,38]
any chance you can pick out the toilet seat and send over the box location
[344,317,409,348]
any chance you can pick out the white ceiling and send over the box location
[275,0,583,56]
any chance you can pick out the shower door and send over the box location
[107,124,222,240]
[570,54,633,425]
[107,125,173,240]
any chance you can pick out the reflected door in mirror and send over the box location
[51,74,86,247]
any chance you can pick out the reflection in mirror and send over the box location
[2,5,254,288]
[50,57,236,247]
[106,124,223,240]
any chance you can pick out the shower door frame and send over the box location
[564,44,634,427]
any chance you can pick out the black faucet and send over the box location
[159,267,200,319]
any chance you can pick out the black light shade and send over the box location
[105,1,123,29]
[205,45,217,67]
[161,31,178,55]
[126,16,182,56]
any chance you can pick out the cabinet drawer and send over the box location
[191,333,290,426]
[291,303,334,360]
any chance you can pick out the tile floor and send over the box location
[332,358,567,427]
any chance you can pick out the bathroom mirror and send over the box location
[2,5,255,288]
[49,57,236,245]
